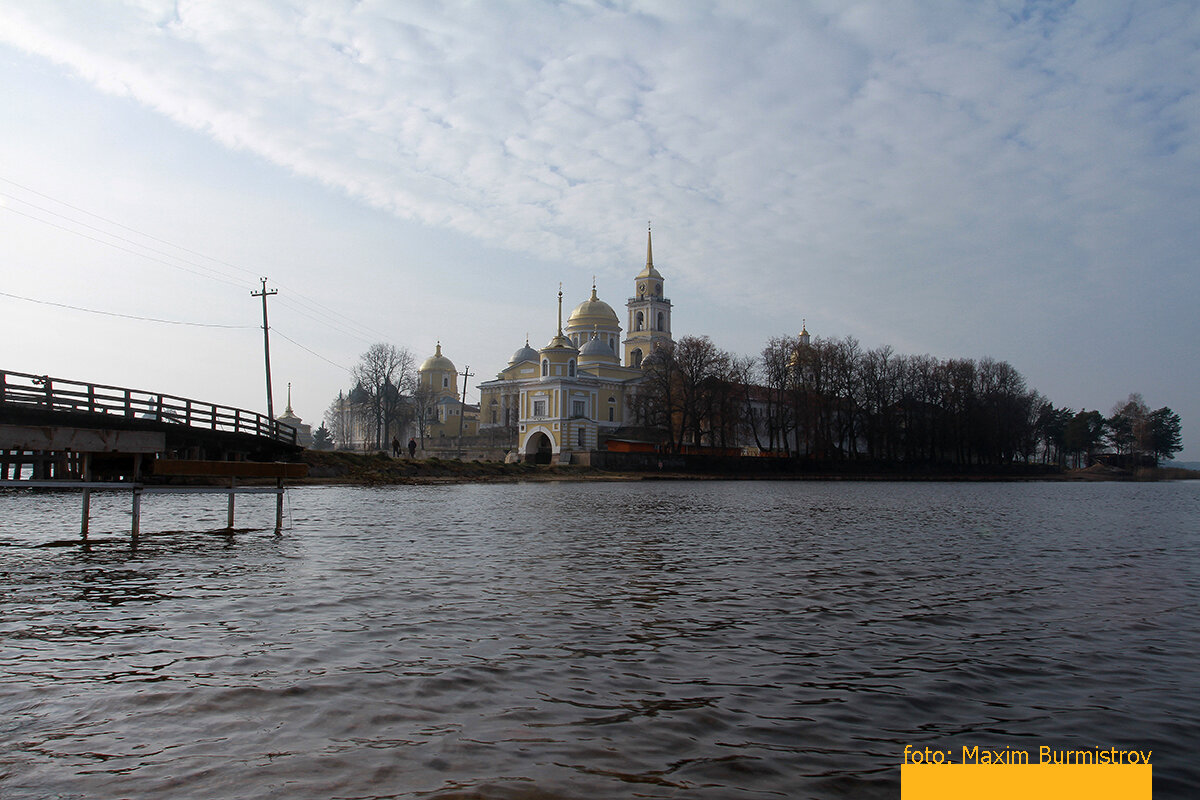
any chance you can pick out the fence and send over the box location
[0,368,296,446]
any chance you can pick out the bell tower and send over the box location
[623,225,673,368]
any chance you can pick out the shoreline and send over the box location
[292,450,1200,487]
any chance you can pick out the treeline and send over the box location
[314,343,437,451]
[1037,394,1183,468]
[632,334,1183,468]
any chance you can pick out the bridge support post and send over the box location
[227,477,236,530]
[275,477,284,532]
[131,487,142,540]
[80,453,91,543]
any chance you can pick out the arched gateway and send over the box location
[525,431,554,464]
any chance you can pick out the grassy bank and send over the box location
[1061,463,1200,481]
[298,450,618,485]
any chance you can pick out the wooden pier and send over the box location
[1,369,307,543]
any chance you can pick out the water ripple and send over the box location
[1,481,1198,798]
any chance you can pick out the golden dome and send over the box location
[567,286,619,330]
[419,342,456,373]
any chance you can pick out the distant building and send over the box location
[417,342,478,441]
[478,228,673,463]
[275,383,313,448]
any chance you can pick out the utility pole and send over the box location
[457,365,473,459]
[251,277,278,434]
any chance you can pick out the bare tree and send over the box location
[323,391,355,450]
[409,381,437,449]
[631,345,678,445]
[1108,393,1150,459]
[759,336,795,453]
[857,344,896,461]
[670,335,730,448]
[352,343,416,450]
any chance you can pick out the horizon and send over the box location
[1,2,1196,459]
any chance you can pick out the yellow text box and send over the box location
[902,764,1151,799]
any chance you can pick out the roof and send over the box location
[420,342,456,373]
[509,338,539,365]
[567,286,619,330]
[635,226,662,280]
[579,333,618,360]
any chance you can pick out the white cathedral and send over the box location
[477,228,673,463]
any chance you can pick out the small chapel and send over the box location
[416,342,479,441]
[477,228,674,463]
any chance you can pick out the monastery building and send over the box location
[478,228,673,463]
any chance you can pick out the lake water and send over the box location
[1,480,1198,799]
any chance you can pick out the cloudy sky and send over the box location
[1,1,1197,458]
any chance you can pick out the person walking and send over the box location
[408,437,417,458]
[392,437,401,457]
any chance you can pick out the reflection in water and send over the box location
[0,481,1198,799]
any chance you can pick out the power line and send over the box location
[273,328,352,372]
[275,296,379,346]
[1,175,384,378]
[1,175,398,343]
[0,289,254,328]
[0,176,260,282]
[1,190,252,286]
[1,204,248,289]
[2,288,358,376]
[4,193,382,344]
[275,289,395,344]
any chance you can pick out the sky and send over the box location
[0,1,1197,459]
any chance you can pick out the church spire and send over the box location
[544,282,574,350]
[646,223,653,271]
[636,222,663,280]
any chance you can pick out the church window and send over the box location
[533,399,547,417]
[443,376,449,388]
[577,428,586,447]
[632,349,643,367]
[572,400,585,418]
[636,311,644,331]
[491,410,497,424]
[541,359,548,376]
[657,312,664,331]
[608,407,614,422]
[568,360,576,377]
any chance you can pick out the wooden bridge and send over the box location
[0,368,306,542]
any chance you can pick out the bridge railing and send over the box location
[0,369,297,446]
